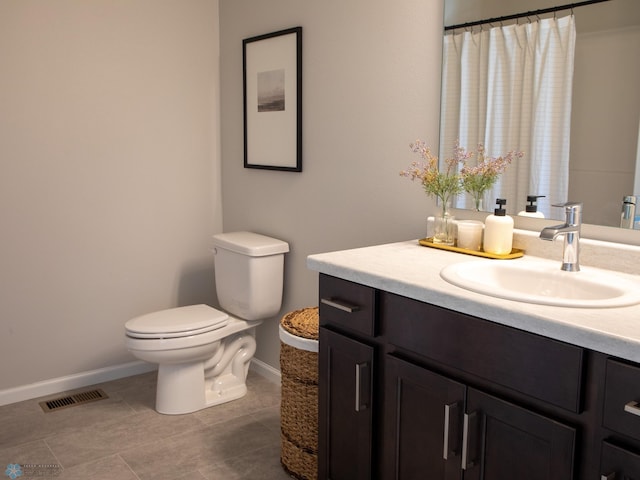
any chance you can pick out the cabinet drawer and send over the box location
[600,441,640,479]
[603,359,640,441]
[382,292,584,413]
[319,274,376,336]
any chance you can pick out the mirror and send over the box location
[442,0,640,228]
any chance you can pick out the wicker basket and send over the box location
[279,307,319,480]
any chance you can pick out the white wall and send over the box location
[0,0,222,391]
[219,0,445,369]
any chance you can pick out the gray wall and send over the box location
[0,0,222,391]
[219,0,445,369]
[0,0,445,396]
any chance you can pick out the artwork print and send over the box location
[258,69,285,112]
[243,27,302,171]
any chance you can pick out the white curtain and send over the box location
[440,15,576,218]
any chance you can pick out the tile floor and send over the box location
[0,371,295,479]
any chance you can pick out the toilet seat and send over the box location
[125,304,229,339]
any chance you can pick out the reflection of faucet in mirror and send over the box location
[540,202,583,272]
[621,195,637,229]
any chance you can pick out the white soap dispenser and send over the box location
[484,198,514,255]
[518,195,546,218]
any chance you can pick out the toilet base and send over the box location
[155,365,250,414]
[156,361,207,414]
[153,323,258,415]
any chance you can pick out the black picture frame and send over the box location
[243,27,302,172]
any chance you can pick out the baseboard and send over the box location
[0,358,280,407]
[0,361,157,407]
[250,358,281,385]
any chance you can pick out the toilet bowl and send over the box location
[125,305,260,414]
[124,232,289,415]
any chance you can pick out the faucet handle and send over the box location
[552,202,583,226]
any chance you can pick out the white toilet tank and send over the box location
[212,231,289,321]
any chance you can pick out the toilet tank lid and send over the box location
[212,231,289,256]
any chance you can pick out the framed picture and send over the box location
[243,27,302,172]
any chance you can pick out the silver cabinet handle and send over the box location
[461,411,477,470]
[355,362,369,412]
[601,474,616,480]
[624,400,640,417]
[443,402,458,460]
[321,297,360,313]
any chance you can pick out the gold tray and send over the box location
[419,237,524,260]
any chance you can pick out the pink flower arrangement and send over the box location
[400,139,524,212]
[461,144,524,210]
[399,139,471,212]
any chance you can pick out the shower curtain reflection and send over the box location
[440,15,576,218]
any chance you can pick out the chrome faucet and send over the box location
[539,202,583,272]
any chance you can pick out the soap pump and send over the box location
[518,195,546,218]
[484,198,514,255]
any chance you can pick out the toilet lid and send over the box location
[125,304,229,339]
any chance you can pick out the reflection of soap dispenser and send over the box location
[518,195,546,218]
[484,198,514,255]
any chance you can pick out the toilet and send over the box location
[124,231,289,415]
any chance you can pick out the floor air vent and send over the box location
[39,389,108,412]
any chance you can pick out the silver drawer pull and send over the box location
[461,411,477,470]
[601,473,616,480]
[443,402,458,460]
[321,297,360,313]
[355,362,369,412]
[624,400,640,417]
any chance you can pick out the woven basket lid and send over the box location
[280,307,319,340]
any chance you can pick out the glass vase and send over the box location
[433,203,456,246]
[474,196,484,212]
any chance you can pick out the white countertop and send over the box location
[307,239,640,363]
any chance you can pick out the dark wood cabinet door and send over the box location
[319,327,374,480]
[600,441,640,480]
[464,388,576,480]
[384,355,465,480]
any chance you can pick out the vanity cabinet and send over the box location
[317,272,640,479]
[317,273,598,480]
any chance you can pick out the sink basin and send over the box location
[440,259,640,308]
